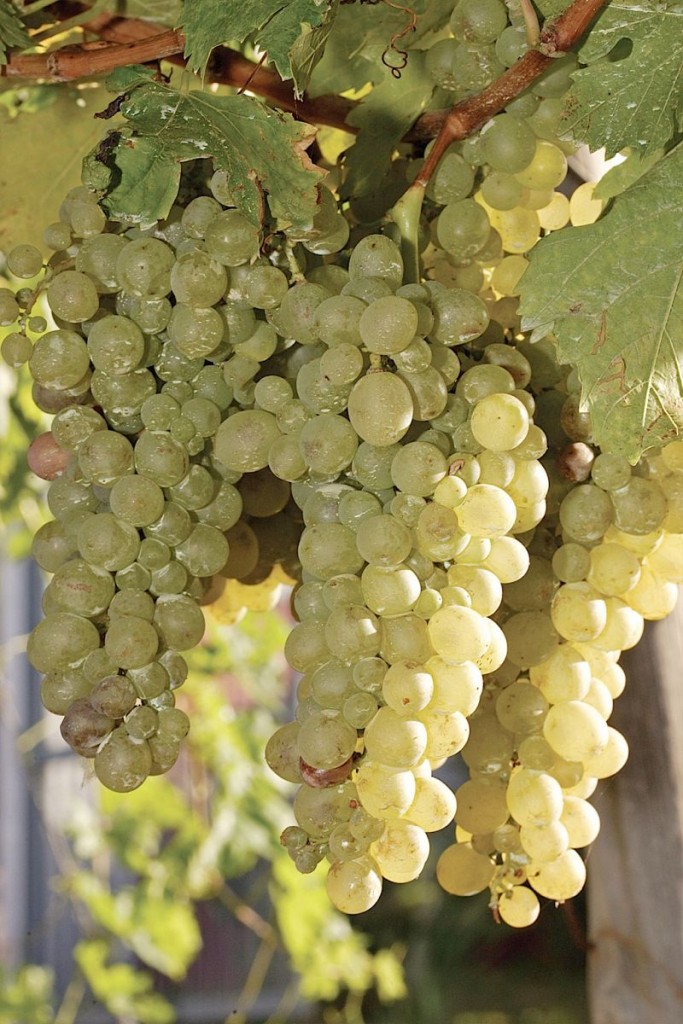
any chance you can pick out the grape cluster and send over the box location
[432,341,683,927]
[3,0,680,926]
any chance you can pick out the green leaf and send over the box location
[341,52,434,202]
[180,0,333,81]
[0,965,54,1024]
[114,0,182,24]
[519,143,683,461]
[594,147,664,201]
[68,873,201,979]
[83,75,322,229]
[308,0,451,97]
[74,941,175,1024]
[562,1,683,157]
[289,0,339,97]
[0,0,30,64]
[0,84,108,252]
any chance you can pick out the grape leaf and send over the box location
[341,52,434,202]
[116,0,181,23]
[561,1,683,157]
[179,0,333,82]
[289,0,339,97]
[0,0,30,64]
[0,85,108,251]
[308,0,452,97]
[593,147,664,201]
[83,73,323,230]
[519,143,683,462]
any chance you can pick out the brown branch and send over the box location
[415,0,609,186]
[1,27,184,81]
[1,0,608,154]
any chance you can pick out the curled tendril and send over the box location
[380,0,418,79]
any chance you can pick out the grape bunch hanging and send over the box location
[3,0,682,931]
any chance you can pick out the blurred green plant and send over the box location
[0,966,55,1024]
[5,606,406,1024]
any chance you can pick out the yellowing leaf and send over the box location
[0,85,108,252]
[519,143,683,461]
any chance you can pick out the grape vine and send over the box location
[1,0,682,936]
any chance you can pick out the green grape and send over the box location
[425,38,459,89]
[451,0,508,44]
[174,523,229,576]
[167,303,225,358]
[128,660,171,700]
[1,332,32,367]
[87,315,145,374]
[77,512,140,571]
[359,296,418,355]
[480,114,537,173]
[515,140,568,190]
[430,288,489,345]
[242,265,289,309]
[610,477,667,535]
[364,706,427,768]
[347,373,414,447]
[298,414,359,476]
[95,727,152,792]
[429,147,476,205]
[298,710,358,770]
[436,199,491,260]
[104,615,159,670]
[343,691,379,728]
[27,611,100,673]
[125,705,159,741]
[50,558,114,617]
[110,474,165,527]
[170,250,228,306]
[41,668,93,715]
[0,288,21,324]
[29,330,90,389]
[204,209,259,265]
[134,431,189,487]
[153,594,205,650]
[560,796,600,848]
[355,514,412,566]
[214,410,282,472]
[455,778,509,834]
[144,501,192,545]
[436,842,495,896]
[156,707,190,740]
[47,479,98,521]
[361,564,421,616]
[32,520,78,572]
[325,856,383,913]
[78,430,135,487]
[116,237,174,297]
[348,233,403,289]
[46,270,99,322]
[324,604,381,661]
[181,195,221,237]
[109,588,155,621]
[116,562,153,591]
[319,343,364,385]
[91,368,157,433]
[495,24,529,66]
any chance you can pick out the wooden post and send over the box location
[588,608,683,1023]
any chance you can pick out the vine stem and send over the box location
[2,0,608,153]
[390,184,424,285]
[415,0,609,188]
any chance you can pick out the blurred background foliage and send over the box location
[0,79,585,1024]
